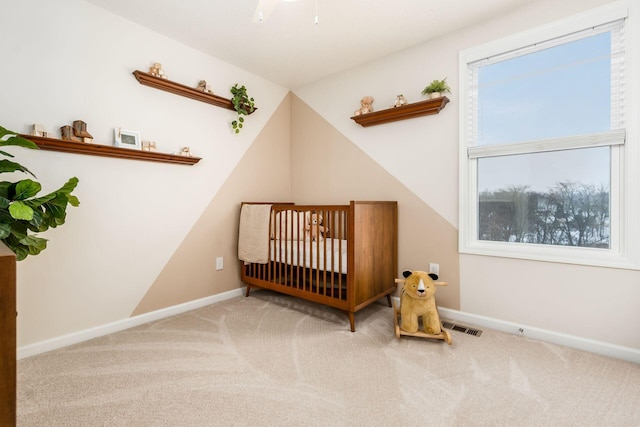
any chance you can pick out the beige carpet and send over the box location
[18,291,640,426]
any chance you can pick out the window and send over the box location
[459,2,639,269]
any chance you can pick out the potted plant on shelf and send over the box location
[230,84,255,134]
[0,125,79,260]
[421,78,451,99]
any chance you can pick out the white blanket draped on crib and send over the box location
[238,204,272,264]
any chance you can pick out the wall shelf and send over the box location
[133,70,256,113]
[20,134,201,166]
[350,96,449,127]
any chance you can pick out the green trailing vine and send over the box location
[0,125,79,260]
[230,84,255,134]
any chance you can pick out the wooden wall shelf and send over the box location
[133,70,256,114]
[350,96,449,127]
[21,135,201,166]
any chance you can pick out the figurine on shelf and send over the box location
[392,94,408,108]
[149,62,167,79]
[60,125,82,142]
[196,80,214,94]
[142,141,157,152]
[179,146,192,157]
[72,120,93,143]
[353,96,374,116]
[31,123,53,138]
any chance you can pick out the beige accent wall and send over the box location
[132,95,293,315]
[289,95,460,309]
[135,92,461,313]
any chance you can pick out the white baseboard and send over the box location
[18,291,639,364]
[439,307,640,364]
[17,287,246,359]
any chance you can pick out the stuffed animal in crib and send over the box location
[400,270,446,335]
[353,96,374,116]
[305,213,328,241]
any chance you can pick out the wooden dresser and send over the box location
[0,242,16,426]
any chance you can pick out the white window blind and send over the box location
[465,18,626,157]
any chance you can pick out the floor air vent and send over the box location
[441,321,482,337]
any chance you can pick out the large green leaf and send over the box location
[57,177,79,195]
[67,194,80,207]
[20,234,48,252]
[45,202,67,227]
[0,125,78,261]
[0,159,28,174]
[13,179,41,200]
[0,223,10,239]
[24,193,56,208]
[0,181,10,198]
[0,126,38,150]
[0,126,37,179]
[0,159,35,177]
[27,208,45,230]
[36,195,70,228]
[9,243,29,261]
[9,200,34,220]
[9,221,28,240]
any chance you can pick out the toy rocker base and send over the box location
[393,301,452,344]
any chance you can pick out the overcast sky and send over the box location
[476,32,613,193]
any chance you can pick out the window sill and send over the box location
[459,240,640,270]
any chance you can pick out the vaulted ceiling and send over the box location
[85,0,539,88]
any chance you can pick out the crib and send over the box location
[239,201,398,332]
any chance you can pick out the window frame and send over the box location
[458,0,639,270]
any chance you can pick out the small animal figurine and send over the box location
[354,96,374,116]
[392,94,408,107]
[149,62,167,79]
[196,80,214,94]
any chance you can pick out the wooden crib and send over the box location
[239,201,398,332]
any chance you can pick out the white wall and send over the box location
[4,0,639,354]
[294,0,640,350]
[2,0,288,346]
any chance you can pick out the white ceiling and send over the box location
[85,0,538,88]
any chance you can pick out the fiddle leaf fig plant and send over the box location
[230,83,255,134]
[0,125,79,260]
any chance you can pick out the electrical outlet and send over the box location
[429,263,439,276]
[216,257,223,271]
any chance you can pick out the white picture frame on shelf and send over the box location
[114,128,141,150]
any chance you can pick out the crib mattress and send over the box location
[270,238,348,274]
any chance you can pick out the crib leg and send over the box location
[386,294,392,307]
[245,285,251,297]
[348,312,355,332]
